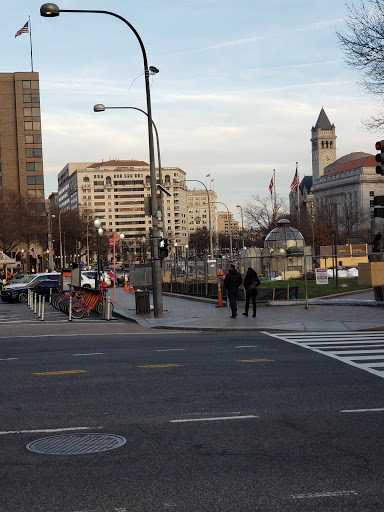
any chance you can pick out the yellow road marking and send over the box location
[34,370,87,376]
[137,364,183,368]
[237,359,275,363]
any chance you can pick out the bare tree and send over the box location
[243,194,289,239]
[337,0,384,130]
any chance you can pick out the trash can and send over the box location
[135,289,150,314]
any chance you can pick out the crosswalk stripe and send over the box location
[268,331,384,379]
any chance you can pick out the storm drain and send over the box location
[26,433,126,455]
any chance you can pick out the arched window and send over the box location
[83,176,89,182]
[330,141,333,148]
[321,141,324,148]
[165,175,171,184]
[326,141,329,148]
[106,176,112,185]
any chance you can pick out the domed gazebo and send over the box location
[263,219,311,279]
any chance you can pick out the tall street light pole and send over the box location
[215,201,233,257]
[94,218,103,290]
[93,104,162,185]
[236,205,245,250]
[40,3,163,317]
[175,179,213,257]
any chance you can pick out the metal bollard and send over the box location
[41,297,45,321]
[38,295,42,318]
[105,296,112,321]
[34,293,37,314]
[68,295,72,321]
[49,288,52,304]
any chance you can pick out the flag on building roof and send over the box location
[269,176,274,196]
[290,167,299,192]
[15,248,20,258]
[206,174,210,177]
[15,21,29,38]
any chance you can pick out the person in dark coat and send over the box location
[243,267,260,317]
[224,264,242,318]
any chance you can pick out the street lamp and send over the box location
[236,205,245,250]
[215,202,233,256]
[94,104,163,185]
[175,178,213,257]
[94,218,103,289]
[40,3,163,317]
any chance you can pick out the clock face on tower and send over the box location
[324,153,332,163]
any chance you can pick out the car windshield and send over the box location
[18,275,36,284]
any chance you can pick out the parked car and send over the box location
[1,277,61,303]
[81,271,96,289]
[6,272,29,285]
[2,273,61,293]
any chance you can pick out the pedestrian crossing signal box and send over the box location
[375,140,384,175]
[158,238,169,259]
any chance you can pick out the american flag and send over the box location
[29,248,35,259]
[269,176,274,196]
[15,248,20,258]
[206,174,210,177]
[15,22,29,38]
[290,168,299,192]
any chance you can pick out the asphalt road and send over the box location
[1,330,384,511]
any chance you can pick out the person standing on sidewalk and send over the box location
[243,267,260,317]
[224,264,242,318]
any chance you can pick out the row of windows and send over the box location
[28,202,45,212]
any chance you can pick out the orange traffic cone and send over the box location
[217,278,223,307]
[124,280,128,292]
[129,284,134,293]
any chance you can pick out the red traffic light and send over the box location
[376,140,384,150]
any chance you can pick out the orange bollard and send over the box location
[217,278,223,307]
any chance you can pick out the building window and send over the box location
[23,107,41,117]
[27,189,44,198]
[26,148,42,158]
[25,134,42,144]
[27,162,43,172]
[23,94,40,103]
[28,202,45,212]
[370,191,375,197]
[24,121,41,131]
[22,80,39,90]
[27,176,44,185]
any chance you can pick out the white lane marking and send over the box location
[235,345,258,348]
[170,415,258,423]
[292,490,357,499]
[0,358,18,361]
[0,332,198,339]
[332,350,384,355]
[341,408,384,413]
[0,426,99,435]
[156,349,185,352]
[73,353,104,356]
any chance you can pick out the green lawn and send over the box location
[256,277,370,299]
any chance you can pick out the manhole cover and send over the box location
[26,433,126,455]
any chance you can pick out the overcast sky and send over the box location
[2,0,380,221]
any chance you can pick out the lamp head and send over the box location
[94,218,101,229]
[98,227,103,236]
[94,104,106,112]
[120,233,125,240]
[149,66,159,74]
[40,3,60,16]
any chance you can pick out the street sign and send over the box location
[315,268,329,285]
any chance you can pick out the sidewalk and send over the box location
[108,287,384,332]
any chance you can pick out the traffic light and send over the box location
[158,238,169,259]
[375,140,384,174]
[374,196,384,218]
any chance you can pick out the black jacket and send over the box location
[224,268,242,291]
[244,269,260,294]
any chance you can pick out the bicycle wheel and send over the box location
[71,308,85,319]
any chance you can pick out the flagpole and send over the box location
[29,16,34,72]
[296,162,300,230]
[273,168,277,223]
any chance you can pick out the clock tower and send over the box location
[311,108,336,181]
